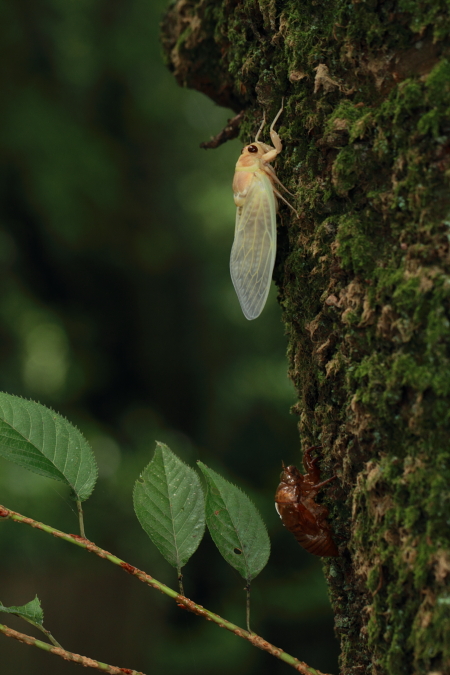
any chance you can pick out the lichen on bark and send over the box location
[161,1,450,673]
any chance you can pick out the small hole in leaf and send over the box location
[234,548,242,555]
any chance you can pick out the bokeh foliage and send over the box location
[0,1,338,674]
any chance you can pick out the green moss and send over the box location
[336,214,382,273]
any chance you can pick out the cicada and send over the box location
[275,446,339,557]
[230,102,298,320]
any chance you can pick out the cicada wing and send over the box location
[230,172,277,320]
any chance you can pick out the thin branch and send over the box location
[0,505,331,675]
[200,111,244,149]
[0,623,144,674]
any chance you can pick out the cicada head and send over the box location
[241,142,265,157]
[236,142,266,170]
[279,464,303,485]
[275,464,303,509]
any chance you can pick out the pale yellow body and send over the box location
[230,104,296,320]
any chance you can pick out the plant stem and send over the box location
[0,622,144,674]
[0,504,330,675]
[76,500,86,538]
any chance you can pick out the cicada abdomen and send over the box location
[275,446,339,557]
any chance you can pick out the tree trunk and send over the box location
[161,2,450,674]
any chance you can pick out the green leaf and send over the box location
[0,393,97,501]
[197,462,270,582]
[0,596,44,626]
[133,442,205,570]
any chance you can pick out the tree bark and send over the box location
[161,2,450,674]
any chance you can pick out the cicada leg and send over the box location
[303,445,322,482]
[310,475,337,491]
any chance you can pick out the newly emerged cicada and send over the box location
[230,102,298,320]
[275,446,339,557]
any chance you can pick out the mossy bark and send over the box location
[161,2,450,673]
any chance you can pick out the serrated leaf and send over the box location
[0,393,97,501]
[133,442,205,570]
[0,596,44,626]
[197,462,270,582]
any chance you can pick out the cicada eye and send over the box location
[248,144,258,153]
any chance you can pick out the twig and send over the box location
[200,111,244,149]
[0,623,144,674]
[0,505,330,675]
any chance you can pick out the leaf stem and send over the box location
[177,567,184,596]
[0,622,144,674]
[245,582,251,633]
[76,500,86,538]
[21,617,63,648]
[0,504,331,675]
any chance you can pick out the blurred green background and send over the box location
[0,1,338,673]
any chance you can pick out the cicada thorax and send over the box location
[275,451,339,557]
[233,145,278,207]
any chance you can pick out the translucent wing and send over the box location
[230,171,277,320]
